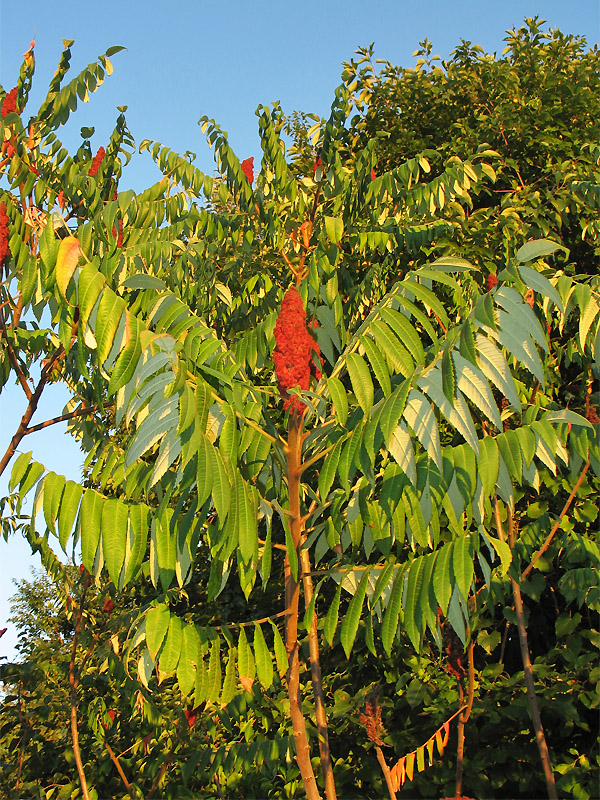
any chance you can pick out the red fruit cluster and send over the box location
[370,168,376,181]
[273,288,322,413]
[312,156,322,176]
[485,273,498,291]
[88,146,106,177]
[102,709,116,729]
[240,157,254,185]
[0,202,10,267]
[185,705,202,727]
[1,88,18,118]
[112,219,124,247]
[103,597,114,615]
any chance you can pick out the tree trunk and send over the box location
[494,498,558,800]
[285,415,321,800]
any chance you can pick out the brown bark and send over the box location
[285,414,321,800]
[104,740,135,797]
[375,746,397,800]
[69,575,91,800]
[455,642,475,798]
[301,546,336,800]
[493,498,558,800]
[0,342,67,479]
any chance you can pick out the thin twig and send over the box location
[522,460,590,581]
[104,740,135,798]
[0,302,33,400]
[23,405,99,435]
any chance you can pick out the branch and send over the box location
[375,746,397,800]
[301,540,337,800]
[23,405,100,435]
[0,305,33,400]
[493,498,558,800]
[299,440,339,476]
[522,460,590,581]
[104,740,135,798]
[69,574,91,800]
[455,642,475,798]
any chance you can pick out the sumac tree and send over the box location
[1,23,598,800]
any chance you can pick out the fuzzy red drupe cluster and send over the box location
[273,287,322,413]
[241,157,254,185]
[88,146,106,177]
[0,202,10,266]
[485,272,498,291]
[1,87,18,118]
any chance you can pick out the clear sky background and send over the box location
[1,0,598,661]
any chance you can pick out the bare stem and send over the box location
[0,298,33,400]
[301,544,337,800]
[375,746,397,800]
[493,498,558,800]
[69,575,91,800]
[104,740,135,798]
[285,413,322,800]
[23,405,99,435]
[455,681,466,798]
[455,643,475,798]
[0,340,68,479]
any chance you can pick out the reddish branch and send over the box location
[455,642,475,798]
[69,573,91,800]
[23,405,99,436]
[285,413,321,800]
[300,544,337,800]
[104,740,135,798]
[376,746,397,800]
[0,305,33,400]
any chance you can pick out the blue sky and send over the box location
[1,0,598,660]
